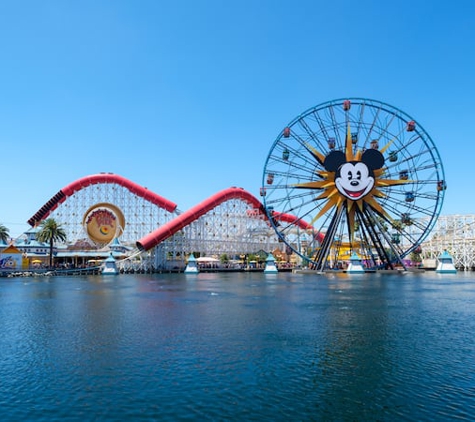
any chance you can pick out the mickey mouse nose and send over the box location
[350,181,359,186]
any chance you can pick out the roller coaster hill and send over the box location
[21,173,314,272]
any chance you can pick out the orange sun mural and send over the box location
[83,202,126,246]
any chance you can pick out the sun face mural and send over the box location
[83,203,125,245]
[331,150,382,200]
[294,125,408,239]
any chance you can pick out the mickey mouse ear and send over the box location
[361,149,385,170]
[323,151,346,172]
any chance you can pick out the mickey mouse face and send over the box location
[322,148,385,202]
[335,161,374,200]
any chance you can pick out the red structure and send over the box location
[137,187,266,251]
[27,173,319,259]
[28,173,177,227]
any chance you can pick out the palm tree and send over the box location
[36,218,67,268]
[0,223,10,244]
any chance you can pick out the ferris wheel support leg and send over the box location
[357,209,391,269]
[355,213,381,268]
[363,208,407,271]
[313,206,344,272]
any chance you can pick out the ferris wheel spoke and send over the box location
[287,129,326,161]
[379,193,436,220]
[297,117,328,151]
[269,147,316,173]
[375,109,399,141]
[364,104,383,143]
[397,151,435,169]
[273,146,320,173]
[274,192,330,226]
[327,105,346,147]
[308,110,340,149]
[266,188,316,205]
[414,192,440,202]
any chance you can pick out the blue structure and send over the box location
[436,250,457,274]
[346,252,365,274]
[264,253,278,274]
[184,253,199,274]
[102,253,119,275]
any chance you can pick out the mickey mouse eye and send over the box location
[347,170,353,180]
[357,170,361,180]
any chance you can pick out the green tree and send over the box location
[410,251,422,265]
[0,223,10,244]
[36,219,67,268]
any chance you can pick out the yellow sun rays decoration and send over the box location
[295,123,410,239]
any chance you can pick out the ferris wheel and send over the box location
[261,98,446,271]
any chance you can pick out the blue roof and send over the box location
[105,253,117,262]
[439,250,453,259]
[266,253,276,262]
[16,239,48,247]
[24,227,40,234]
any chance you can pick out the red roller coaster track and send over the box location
[136,186,265,251]
[136,187,322,251]
[136,187,323,251]
[28,173,321,252]
[27,173,177,226]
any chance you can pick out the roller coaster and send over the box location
[26,173,316,271]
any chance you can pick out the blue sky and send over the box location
[0,0,474,237]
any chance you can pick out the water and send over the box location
[0,271,474,421]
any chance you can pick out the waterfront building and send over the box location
[0,244,26,270]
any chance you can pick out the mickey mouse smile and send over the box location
[342,186,368,199]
